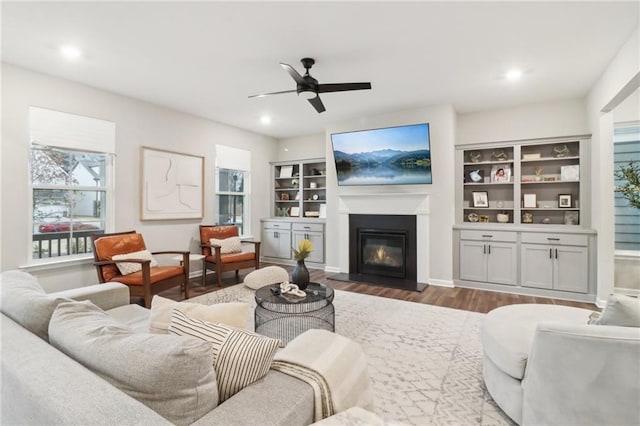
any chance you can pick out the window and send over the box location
[613,124,640,253]
[29,107,115,261]
[215,145,251,236]
[31,146,111,259]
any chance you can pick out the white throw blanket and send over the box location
[270,329,374,422]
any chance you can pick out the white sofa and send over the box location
[0,270,314,425]
[482,302,640,426]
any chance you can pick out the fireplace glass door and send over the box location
[357,230,406,278]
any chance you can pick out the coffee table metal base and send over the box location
[254,283,335,345]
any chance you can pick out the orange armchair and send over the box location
[199,225,261,286]
[91,230,190,308]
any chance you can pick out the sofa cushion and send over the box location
[106,303,151,333]
[169,309,279,402]
[149,295,249,333]
[482,304,591,380]
[210,236,242,254]
[49,301,218,426]
[595,293,640,327]
[0,270,71,341]
[112,249,158,275]
[244,265,289,290]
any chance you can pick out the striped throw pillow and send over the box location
[168,309,280,401]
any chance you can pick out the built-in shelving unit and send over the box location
[454,135,596,303]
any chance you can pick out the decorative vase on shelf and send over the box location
[291,260,310,290]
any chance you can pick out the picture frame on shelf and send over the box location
[279,165,293,178]
[289,206,300,217]
[490,165,511,182]
[280,193,290,201]
[558,194,572,208]
[564,211,579,225]
[472,191,489,208]
[523,193,537,208]
[560,165,579,181]
[466,169,484,183]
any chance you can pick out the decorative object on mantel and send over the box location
[553,144,570,158]
[291,239,313,290]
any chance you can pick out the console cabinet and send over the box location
[460,231,517,286]
[520,233,588,293]
[260,219,325,266]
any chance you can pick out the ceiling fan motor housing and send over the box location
[298,58,318,98]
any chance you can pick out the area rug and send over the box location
[190,285,514,426]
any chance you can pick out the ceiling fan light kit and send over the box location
[249,57,371,113]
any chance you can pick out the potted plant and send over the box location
[291,239,313,290]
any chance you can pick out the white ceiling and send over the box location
[2,2,638,139]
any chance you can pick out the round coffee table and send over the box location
[254,282,335,345]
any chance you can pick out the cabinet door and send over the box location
[486,242,517,286]
[459,240,487,282]
[554,246,588,293]
[293,231,324,263]
[521,244,554,289]
[261,229,291,259]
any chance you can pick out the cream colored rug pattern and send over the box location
[190,285,514,426]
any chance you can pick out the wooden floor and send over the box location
[160,263,597,314]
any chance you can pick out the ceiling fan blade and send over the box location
[308,96,326,113]
[248,89,297,99]
[317,82,372,93]
[280,63,306,85]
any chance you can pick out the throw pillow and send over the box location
[111,249,158,275]
[595,293,640,327]
[169,309,280,402]
[209,236,242,254]
[0,270,72,341]
[244,265,289,290]
[49,301,218,425]
[149,295,249,333]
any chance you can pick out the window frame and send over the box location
[613,122,640,256]
[215,167,250,237]
[27,145,115,265]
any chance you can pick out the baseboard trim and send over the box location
[429,279,454,288]
[324,265,341,274]
[614,288,640,297]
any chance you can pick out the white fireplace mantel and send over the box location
[337,192,430,284]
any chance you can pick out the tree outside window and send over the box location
[216,168,248,235]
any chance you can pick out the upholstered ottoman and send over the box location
[481,304,592,424]
[244,265,289,290]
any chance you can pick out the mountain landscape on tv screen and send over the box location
[333,148,432,185]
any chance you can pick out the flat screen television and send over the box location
[330,123,431,186]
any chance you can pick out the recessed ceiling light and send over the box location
[260,115,272,125]
[505,69,523,81]
[60,45,82,59]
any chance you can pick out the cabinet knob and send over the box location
[547,238,560,241]
[482,235,493,238]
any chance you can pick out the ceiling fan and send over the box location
[248,57,371,113]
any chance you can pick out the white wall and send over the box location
[457,98,588,145]
[586,28,640,304]
[277,133,325,162]
[1,64,278,292]
[324,105,457,286]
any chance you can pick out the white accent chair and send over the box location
[482,303,640,425]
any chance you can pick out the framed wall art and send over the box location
[140,147,204,220]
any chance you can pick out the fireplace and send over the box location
[358,229,406,278]
[329,213,424,291]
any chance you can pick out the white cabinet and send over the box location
[521,233,588,293]
[460,231,517,286]
[261,221,291,260]
[292,223,324,264]
[260,219,325,266]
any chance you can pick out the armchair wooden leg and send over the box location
[202,259,206,286]
[216,263,222,287]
